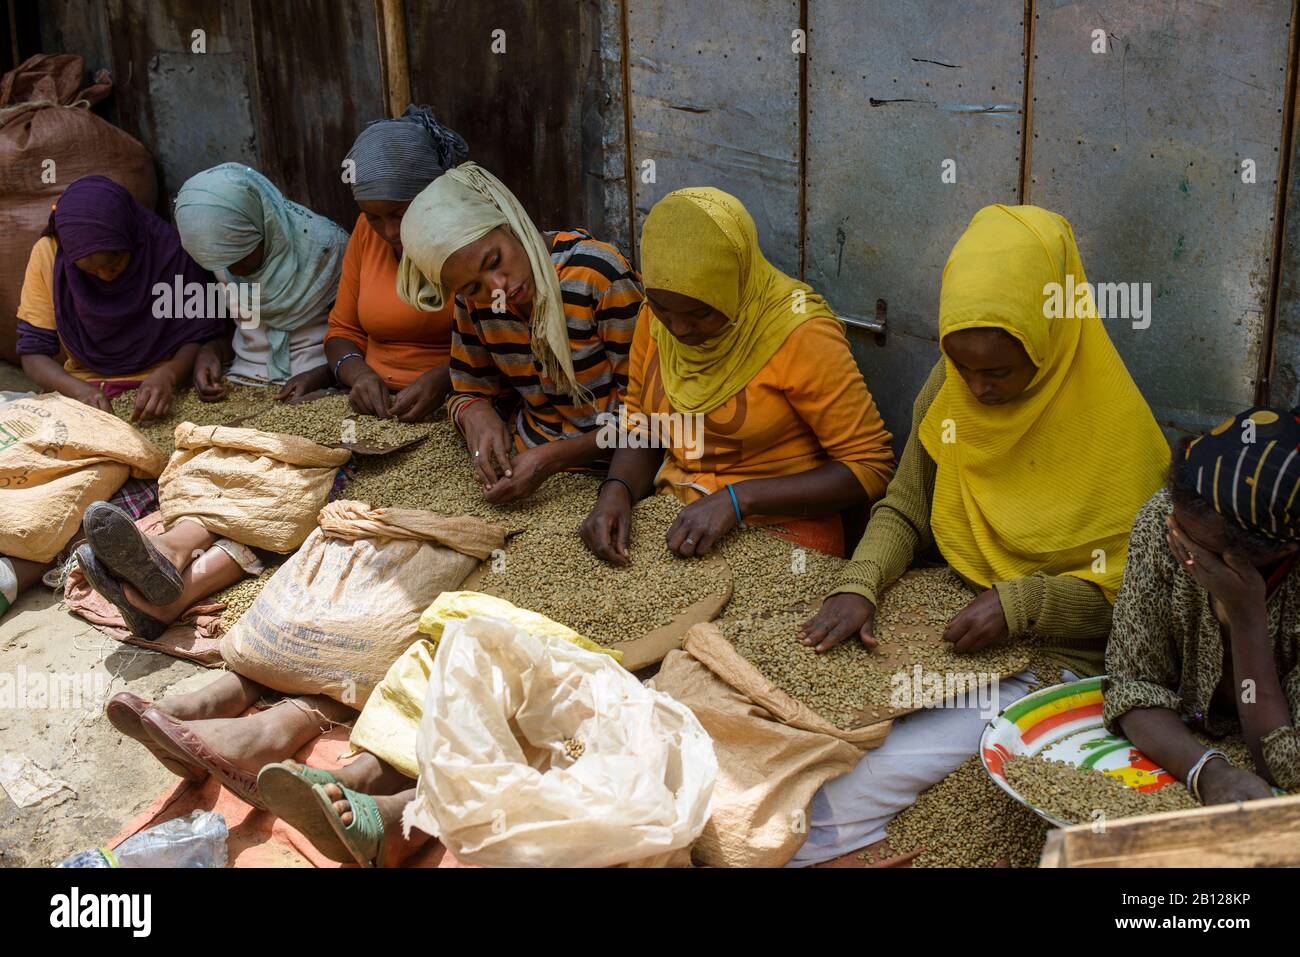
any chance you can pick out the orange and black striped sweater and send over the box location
[447,229,643,449]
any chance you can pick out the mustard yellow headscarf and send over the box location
[396,162,585,403]
[640,187,836,415]
[918,204,1169,601]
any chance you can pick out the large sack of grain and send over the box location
[0,393,167,561]
[220,501,507,706]
[158,422,352,552]
[648,623,890,867]
[1,54,157,362]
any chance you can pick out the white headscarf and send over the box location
[397,163,583,402]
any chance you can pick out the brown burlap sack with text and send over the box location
[0,394,166,561]
[220,500,507,706]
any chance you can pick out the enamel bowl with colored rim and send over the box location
[979,676,1181,827]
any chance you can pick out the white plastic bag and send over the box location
[402,615,716,867]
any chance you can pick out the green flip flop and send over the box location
[311,781,387,868]
[257,762,349,863]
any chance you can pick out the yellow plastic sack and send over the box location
[418,591,623,663]
[352,592,620,778]
[0,394,166,561]
[158,422,351,552]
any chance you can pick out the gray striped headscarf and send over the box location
[346,105,469,203]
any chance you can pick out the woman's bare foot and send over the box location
[322,786,429,867]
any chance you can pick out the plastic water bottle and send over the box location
[57,810,229,868]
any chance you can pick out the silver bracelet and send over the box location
[1186,748,1231,803]
[333,351,365,381]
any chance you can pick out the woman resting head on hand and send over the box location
[1105,408,1300,806]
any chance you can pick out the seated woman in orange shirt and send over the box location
[324,106,469,421]
[581,187,895,560]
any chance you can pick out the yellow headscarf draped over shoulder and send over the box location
[640,187,837,415]
[917,204,1169,601]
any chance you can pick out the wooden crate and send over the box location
[1040,793,1300,867]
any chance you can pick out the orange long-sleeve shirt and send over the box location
[326,214,454,390]
[622,309,895,523]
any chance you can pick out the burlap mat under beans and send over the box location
[650,624,889,868]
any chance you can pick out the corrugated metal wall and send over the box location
[617,0,1300,444]
[24,0,1300,443]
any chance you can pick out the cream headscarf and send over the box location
[918,204,1169,601]
[640,187,835,415]
[397,163,583,402]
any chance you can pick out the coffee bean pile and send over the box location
[242,393,434,448]
[111,383,277,453]
[714,525,845,620]
[884,755,1050,867]
[481,486,729,646]
[720,567,1031,730]
[214,563,282,631]
[1004,753,1198,824]
[341,419,543,528]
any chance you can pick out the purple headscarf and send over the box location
[37,176,228,376]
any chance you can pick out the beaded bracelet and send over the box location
[452,395,489,433]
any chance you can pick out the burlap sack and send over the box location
[220,500,507,706]
[1,54,157,362]
[0,394,166,561]
[649,623,892,868]
[158,422,352,553]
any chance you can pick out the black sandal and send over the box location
[82,500,183,605]
[74,544,169,641]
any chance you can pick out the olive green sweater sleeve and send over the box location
[831,360,1113,660]
[831,362,944,606]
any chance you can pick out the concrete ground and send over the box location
[0,360,210,866]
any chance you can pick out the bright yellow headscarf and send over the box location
[640,187,836,415]
[918,204,1169,601]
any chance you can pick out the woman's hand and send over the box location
[346,367,392,419]
[1165,514,1267,626]
[193,344,226,401]
[665,490,738,558]
[461,401,513,487]
[72,381,113,413]
[942,588,1010,653]
[797,592,878,654]
[1197,759,1275,805]
[390,367,451,423]
[581,482,634,565]
[132,367,178,422]
[277,364,332,403]
[483,444,554,504]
